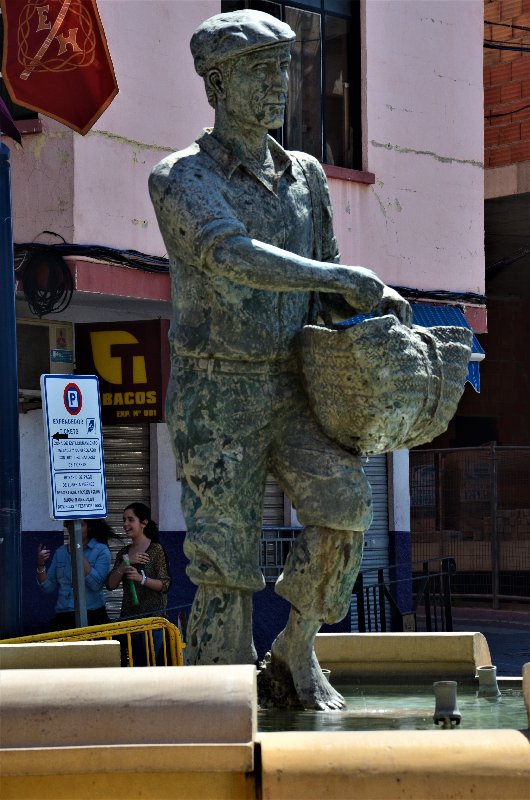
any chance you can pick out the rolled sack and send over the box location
[298,314,473,455]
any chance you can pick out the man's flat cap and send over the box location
[191,10,295,76]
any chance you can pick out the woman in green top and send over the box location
[107,503,171,664]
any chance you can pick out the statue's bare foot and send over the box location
[270,626,346,711]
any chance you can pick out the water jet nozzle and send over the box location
[433,680,461,729]
[477,665,501,698]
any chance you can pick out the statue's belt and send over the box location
[172,354,296,377]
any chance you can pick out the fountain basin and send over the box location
[258,729,530,800]
[314,631,493,680]
[0,634,528,800]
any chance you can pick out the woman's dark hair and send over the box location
[123,502,160,542]
[86,518,115,545]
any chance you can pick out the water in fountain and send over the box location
[259,681,527,732]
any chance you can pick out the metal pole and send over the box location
[490,443,500,610]
[377,568,387,632]
[354,573,366,632]
[422,561,432,631]
[69,520,88,627]
[0,142,22,637]
[441,557,454,632]
[436,452,443,542]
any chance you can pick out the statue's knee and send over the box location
[299,491,372,532]
[346,495,373,531]
[184,535,265,592]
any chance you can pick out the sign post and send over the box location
[41,374,107,627]
[68,519,88,628]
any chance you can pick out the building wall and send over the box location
[151,423,186,532]
[484,0,530,169]
[332,0,484,296]
[19,409,62,534]
[10,119,75,243]
[70,0,217,251]
[426,0,530,449]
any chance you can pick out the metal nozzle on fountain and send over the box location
[477,665,501,698]
[433,681,461,729]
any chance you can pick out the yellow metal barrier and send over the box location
[1,616,186,667]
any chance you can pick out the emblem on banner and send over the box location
[17,1,96,80]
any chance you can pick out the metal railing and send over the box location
[410,446,530,606]
[1,616,186,667]
[260,526,301,582]
[352,557,455,633]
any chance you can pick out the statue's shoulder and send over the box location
[286,150,329,194]
[287,150,331,207]
[149,141,202,193]
[287,149,326,177]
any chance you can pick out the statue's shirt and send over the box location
[149,131,338,362]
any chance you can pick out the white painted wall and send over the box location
[20,410,62,532]
[151,423,186,532]
[387,450,411,533]
[10,120,75,243]
[10,0,218,249]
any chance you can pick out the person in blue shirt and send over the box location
[36,519,114,631]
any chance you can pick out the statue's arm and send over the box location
[209,233,412,326]
[208,235,385,314]
[149,160,411,324]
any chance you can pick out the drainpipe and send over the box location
[0,142,22,637]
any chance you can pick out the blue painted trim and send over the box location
[0,143,22,637]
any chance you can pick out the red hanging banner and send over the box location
[0,0,118,135]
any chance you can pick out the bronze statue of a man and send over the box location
[149,9,411,710]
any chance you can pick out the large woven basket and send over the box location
[297,315,473,455]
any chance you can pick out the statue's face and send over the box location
[222,44,291,131]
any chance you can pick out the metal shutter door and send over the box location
[361,454,389,570]
[262,475,285,525]
[102,424,151,619]
[351,454,389,631]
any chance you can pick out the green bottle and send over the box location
[122,554,140,607]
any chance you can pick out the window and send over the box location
[221,0,361,169]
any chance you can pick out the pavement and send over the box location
[450,604,530,677]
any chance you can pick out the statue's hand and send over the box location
[327,268,411,326]
[373,285,412,327]
[338,266,385,314]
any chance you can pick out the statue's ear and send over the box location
[206,68,226,101]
